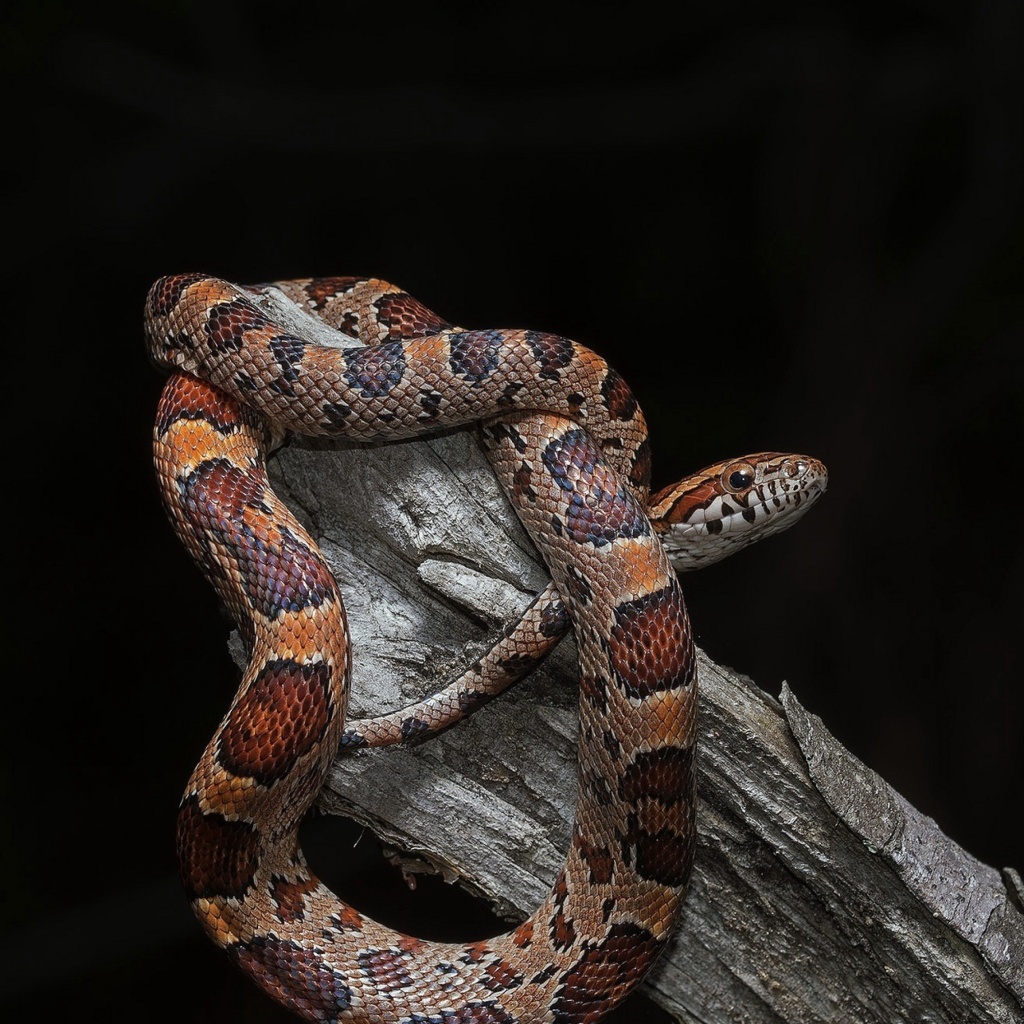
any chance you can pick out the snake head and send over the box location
[649,452,828,571]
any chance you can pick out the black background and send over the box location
[3,2,1022,1021]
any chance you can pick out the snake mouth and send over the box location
[675,469,827,530]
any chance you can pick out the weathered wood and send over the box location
[244,289,1023,1023]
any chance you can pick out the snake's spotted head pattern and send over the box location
[650,452,828,571]
[148,272,827,1023]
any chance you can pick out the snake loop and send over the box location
[148,275,825,1022]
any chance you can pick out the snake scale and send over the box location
[147,274,826,1023]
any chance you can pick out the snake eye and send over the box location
[722,461,755,493]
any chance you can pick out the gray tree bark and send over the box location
[242,289,1023,1024]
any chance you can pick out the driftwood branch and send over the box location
[244,290,1023,1023]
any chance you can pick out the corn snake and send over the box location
[146,274,826,1022]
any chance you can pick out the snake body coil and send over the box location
[147,275,826,1022]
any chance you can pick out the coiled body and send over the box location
[148,275,824,1022]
